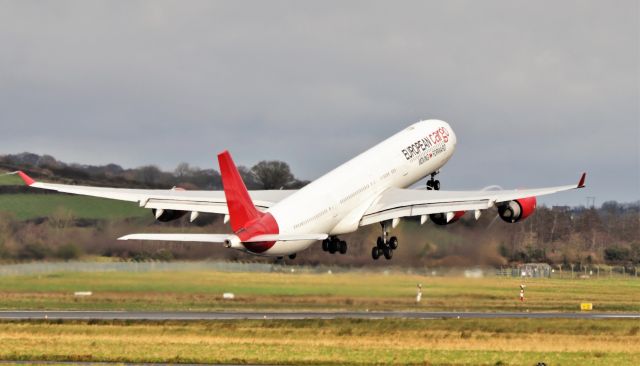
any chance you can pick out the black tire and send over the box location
[383,247,393,260]
[371,246,380,260]
[389,236,398,250]
[328,240,337,254]
[426,180,433,190]
[288,253,297,260]
[322,239,329,252]
[433,180,441,191]
[376,236,385,248]
[339,240,347,254]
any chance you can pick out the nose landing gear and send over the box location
[426,171,441,191]
[371,221,398,260]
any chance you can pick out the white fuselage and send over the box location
[264,119,457,256]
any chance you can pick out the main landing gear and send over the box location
[426,171,440,191]
[275,253,297,264]
[371,221,398,260]
[322,236,348,255]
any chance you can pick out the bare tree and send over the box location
[250,161,295,189]
[174,162,192,178]
[136,165,163,185]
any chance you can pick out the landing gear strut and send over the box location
[322,236,348,255]
[426,171,440,191]
[371,221,398,260]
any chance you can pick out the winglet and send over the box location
[577,172,586,188]
[17,171,36,186]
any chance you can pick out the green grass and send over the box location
[0,318,638,365]
[0,269,637,365]
[0,172,24,186]
[0,270,638,312]
[0,194,147,220]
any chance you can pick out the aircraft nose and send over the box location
[449,126,457,146]
[441,121,456,146]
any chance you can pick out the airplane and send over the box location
[15,119,586,261]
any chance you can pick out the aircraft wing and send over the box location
[360,173,586,226]
[14,171,294,215]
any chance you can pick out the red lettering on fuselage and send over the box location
[402,127,450,160]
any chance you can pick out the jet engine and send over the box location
[497,196,537,223]
[430,211,465,225]
[152,209,187,222]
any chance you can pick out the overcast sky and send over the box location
[0,1,638,206]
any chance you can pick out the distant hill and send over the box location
[0,152,308,190]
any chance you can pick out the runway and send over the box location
[1,310,638,320]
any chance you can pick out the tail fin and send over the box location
[217,150,262,232]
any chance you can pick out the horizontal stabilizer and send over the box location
[245,233,328,242]
[118,233,230,242]
[118,233,328,243]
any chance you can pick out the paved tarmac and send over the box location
[0,310,638,320]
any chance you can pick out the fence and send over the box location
[496,263,640,279]
[550,264,640,279]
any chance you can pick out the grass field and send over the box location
[0,318,638,365]
[0,270,638,312]
[0,270,638,365]
[0,172,24,186]
[0,171,147,220]
[0,194,147,220]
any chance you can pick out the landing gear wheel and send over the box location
[388,236,398,250]
[288,253,297,260]
[328,240,337,254]
[376,236,385,248]
[371,246,381,260]
[338,240,347,254]
[383,247,393,260]
[427,171,440,191]
[321,239,329,252]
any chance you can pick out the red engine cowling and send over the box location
[152,209,187,222]
[498,196,537,223]
[430,211,465,225]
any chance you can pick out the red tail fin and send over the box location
[217,150,262,232]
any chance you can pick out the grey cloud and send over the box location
[0,0,637,205]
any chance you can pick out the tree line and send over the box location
[0,152,638,267]
[0,152,309,190]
